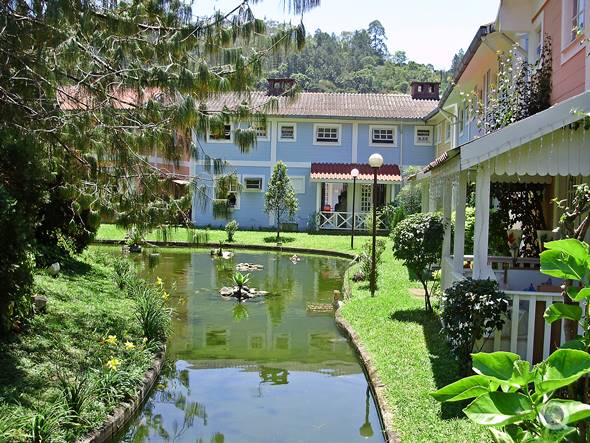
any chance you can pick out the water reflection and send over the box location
[116,250,383,443]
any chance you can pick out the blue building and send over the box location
[191,80,439,231]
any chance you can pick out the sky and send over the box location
[195,0,501,69]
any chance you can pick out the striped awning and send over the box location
[310,163,401,182]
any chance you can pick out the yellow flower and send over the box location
[124,341,135,350]
[104,335,118,345]
[162,291,170,301]
[156,276,163,287]
[106,357,121,371]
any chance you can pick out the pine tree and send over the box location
[264,161,299,241]
[0,0,317,334]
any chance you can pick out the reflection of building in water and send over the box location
[163,251,358,376]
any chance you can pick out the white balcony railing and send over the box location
[317,211,384,231]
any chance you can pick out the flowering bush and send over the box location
[441,278,509,372]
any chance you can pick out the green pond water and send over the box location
[116,249,385,443]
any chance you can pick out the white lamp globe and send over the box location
[351,168,360,178]
[368,153,384,168]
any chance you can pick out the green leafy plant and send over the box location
[441,278,509,372]
[126,226,144,247]
[432,350,590,442]
[392,212,445,311]
[28,402,70,443]
[112,256,133,290]
[57,372,93,425]
[128,278,172,344]
[356,239,386,284]
[540,239,590,354]
[225,220,239,242]
[264,161,299,242]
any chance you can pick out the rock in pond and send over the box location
[219,286,270,300]
[235,263,264,272]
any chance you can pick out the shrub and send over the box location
[441,278,509,371]
[357,239,386,284]
[393,184,421,215]
[112,257,133,290]
[225,220,239,242]
[128,278,172,344]
[391,212,445,311]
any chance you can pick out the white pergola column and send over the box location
[453,171,468,274]
[442,177,453,258]
[421,181,430,213]
[473,161,493,280]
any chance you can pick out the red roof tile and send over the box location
[310,163,401,182]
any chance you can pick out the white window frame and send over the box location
[565,0,585,44]
[369,125,398,147]
[243,176,264,192]
[313,123,342,146]
[414,126,433,146]
[289,176,306,194]
[254,122,270,141]
[214,174,240,210]
[207,123,234,144]
[278,123,297,142]
[435,122,442,144]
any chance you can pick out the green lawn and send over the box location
[0,250,162,442]
[97,223,377,254]
[340,241,490,443]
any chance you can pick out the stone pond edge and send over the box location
[91,240,401,441]
[334,311,400,443]
[76,346,166,443]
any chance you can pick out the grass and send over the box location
[0,250,165,442]
[339,240,491,443]
[96,223,373,254]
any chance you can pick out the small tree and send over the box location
[264,162,299,241]
[392,212,445,311]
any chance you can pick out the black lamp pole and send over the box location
[351,174,357,249]
[370,166,378,296]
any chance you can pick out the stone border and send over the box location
[335,311,400,443]
[94,239,357,260]
[76,347,166,443]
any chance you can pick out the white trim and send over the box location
[270,121,278,163]
[369,125,398,147]
[278,122,297,142]
[289,175,306,194]
[242,176,265,192]
[207,123,234,144]
[352,123,358,162]
[313,123,342,146]
[196,160,313,168]
[414,125,434,146]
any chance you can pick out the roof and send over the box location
[206,92,438,120]
[426,23,495,120]
[310,163,401,182]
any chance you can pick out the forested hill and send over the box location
[263,20,463,94]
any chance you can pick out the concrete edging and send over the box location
[94,239,357,260]
[76,347,167,443]
[335,311,400,443]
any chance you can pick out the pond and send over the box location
[116,249,385,443]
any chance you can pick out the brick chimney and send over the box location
[410,81,440,100]
[267,78,296,96]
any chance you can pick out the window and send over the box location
[414,126,433,146]
[243,177,263,191]
[417,85,423,92]
[254,123,269,139]
[435,123,442,144]
[279,123,296,141]
[445,121,451,143]
[314,124,341,145]
[572,0,585,42]
[458,106,465,134]
[483,69,491,117]
[369,125,397,146]
[208,124,232,142]
[534,26,543,61]
[289,176,306,194]
[215,174,240,209]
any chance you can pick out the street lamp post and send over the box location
[368,153,384,296]
[350,168,359,249]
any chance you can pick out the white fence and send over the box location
[317,211,384,231]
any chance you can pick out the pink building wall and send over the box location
[542,0,587,104]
